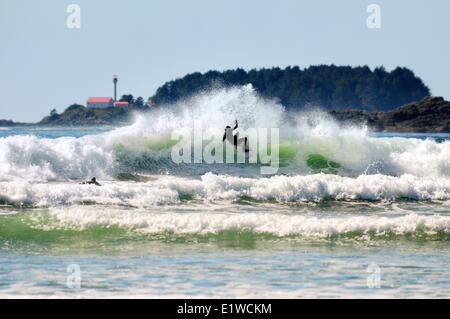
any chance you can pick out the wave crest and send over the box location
[40,208,450,239]
[1,173,450,208]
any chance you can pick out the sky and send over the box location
[1,0,449,122]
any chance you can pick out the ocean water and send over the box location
[1,86,450,298]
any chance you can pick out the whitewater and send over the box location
[1,85,450,298]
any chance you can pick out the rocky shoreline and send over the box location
[329,96,450,133]
[0,119,28,127]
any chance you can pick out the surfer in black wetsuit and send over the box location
[80,177,101,186]
[223,120,249,152]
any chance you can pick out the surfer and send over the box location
[80,177,101,186]
[223,120,249,152]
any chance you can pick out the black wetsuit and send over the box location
[81,178,101,186]
[223,121,248,152]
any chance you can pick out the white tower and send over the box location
[113,75,118,101]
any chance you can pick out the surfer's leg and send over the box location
[235,136,248,152]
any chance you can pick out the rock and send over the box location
[328,96,450,132]
[0,119,27,127]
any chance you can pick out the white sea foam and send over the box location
[1,173,450,207]
[0,135,115,181]
[44,205,450,237]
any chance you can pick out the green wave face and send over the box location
[111,137,346,175]
[1,210,449,254]
[306,154,341,173]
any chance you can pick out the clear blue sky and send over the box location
[1,0,449,122]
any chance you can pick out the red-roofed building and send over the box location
[113,101,129,107]
[86,97,114,108]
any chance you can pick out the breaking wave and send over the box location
[0,207,447,242]
[0,85,450,205]
[1,173,450,208]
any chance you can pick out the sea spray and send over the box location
[0,85,450,182]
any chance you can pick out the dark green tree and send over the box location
[120,94,135,104]
[149,66,430,111]
[49,108,60,120]
[134,97,145,108]
[65,104,85,112]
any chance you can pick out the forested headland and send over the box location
[150,65,430,111]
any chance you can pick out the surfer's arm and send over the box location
[233,120,238,130]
